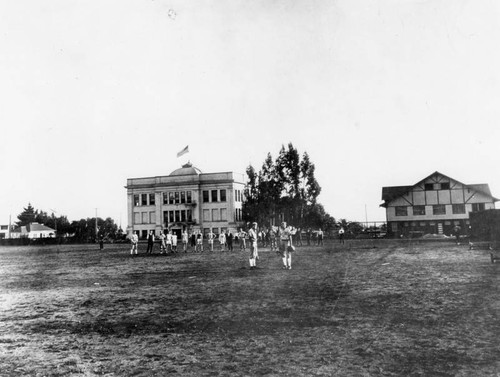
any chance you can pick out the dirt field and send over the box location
[0,239,499,376]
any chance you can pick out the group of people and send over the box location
[246,221,296,270]
[129,221,310,270]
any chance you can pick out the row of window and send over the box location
[202,190,227,203]
[424,182,450,191]
[163,210,193,224]
[235,208,243,221]
[134,212,156,225]
[235,190,243,202]
[395,203,486,216]
[203,208,228,222]
[134,191,195,207]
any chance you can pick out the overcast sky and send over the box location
[1,0,499,228]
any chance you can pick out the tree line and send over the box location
[14,203,124,242]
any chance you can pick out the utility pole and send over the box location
[49,209,58,238]
[95,208,98,242]
[365,204,368,229]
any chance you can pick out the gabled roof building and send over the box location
[381,171,498,237]
[9,223,56,239]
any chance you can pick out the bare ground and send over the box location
[0,239,499,376]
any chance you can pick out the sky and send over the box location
[1,0,499,228]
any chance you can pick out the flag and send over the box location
[177,145,189,158]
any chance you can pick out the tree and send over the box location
[243,143,328,228]
[16,203,36,227]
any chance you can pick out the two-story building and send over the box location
[125,162,246,239]
[381,171,498,237]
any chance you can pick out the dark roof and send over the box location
[467,184,493,197]
[381,185,412,203]
[28,223,55,232]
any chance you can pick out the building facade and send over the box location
[125,162,246,239]
[9,223,56,239]
[381,171,498,237]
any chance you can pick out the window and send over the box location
[220,189,226,202]
[169,192,175,205]
[440,182,450,190]
[204,228,210,237]
[141,230,148,239]
[149,193,155,205]
[142,212,149,224]
[150,211,156,223]
[134,195,140,206]
[175,210,180,222]
[395,206,408,216]
[425,183,434,191]
[134,213,140,224]
[203,190,209,203]
[413,206,426,216]
[187,210,192,222]
[181,210,186,222]
[169,211,174,223]
[471,203,485,212]
[163,193,168,205]
[187,191,192,204]
[203,209,210,221]
[181,191,186,204]
[211,190,218,202]
[141,194,148,206]
[452,204,465,214]
[221,208,227,221]
[212,209,220,221]
[175,192,180,204]
[433,205,446,215]
[163,211,169,226]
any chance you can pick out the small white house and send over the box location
[9,223,56,239]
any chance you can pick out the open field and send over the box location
[0,239,499,376]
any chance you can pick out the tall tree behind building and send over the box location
[243,143,330,229]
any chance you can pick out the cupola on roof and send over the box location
[169,162,202,176]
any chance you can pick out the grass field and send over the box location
[0,239,499,376]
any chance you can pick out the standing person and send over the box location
[166,230,173,253]
[278,222,294,269]
[317,228,324,246]
[99,236,104,250]
[338,227,345,244]
[296,227,303,247]
[219,231,226,251]
[159,231,167,254]
[270,226,278,253]
[146,230,155,254]
[239,228,247,251]
[306,228,312,246]
[248,222,259,269]
[182,229,189,253]
[172,232,178,253]
[453,224,462,245]
[190,231,197,249]
[207,229,216,252]
[227,231,233,252]
[130,231,139,255]
[196,231,204,252]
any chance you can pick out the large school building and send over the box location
[125,162,246,239]
[381,171,498,237]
